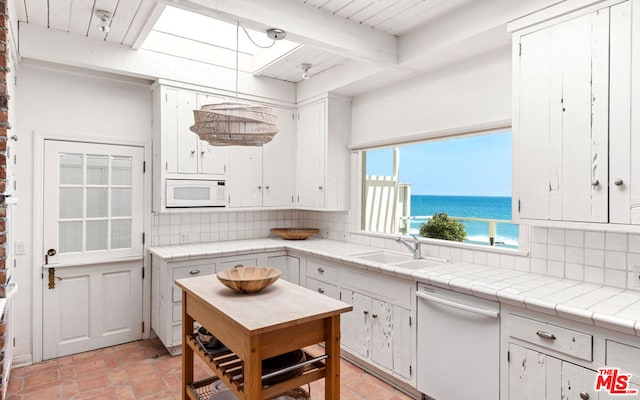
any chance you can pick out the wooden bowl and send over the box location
[216,267,281,294]
[271,228,319,240]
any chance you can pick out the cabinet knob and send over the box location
[201,150,205,156]
[189,269,200,275]
[591,179,599,187]
[372,314,378,319]
[363,310,369,315]
[318,186,323,190]
[614,179,624,186]
[579,392,590,400]
[258,186,262,190]
[233,264,244,268]
[265,186,270,190]
[317,288,325,294]
[191,150,196,155]
[317,267,324,273]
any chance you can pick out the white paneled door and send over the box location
[42,140,144,360]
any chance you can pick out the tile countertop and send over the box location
[148,237,640,337]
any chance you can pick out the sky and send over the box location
[365,131,512,197]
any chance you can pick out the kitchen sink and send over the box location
[394,258,447,270]
[350,251,413,264]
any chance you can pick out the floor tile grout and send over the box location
[6,339,414,400]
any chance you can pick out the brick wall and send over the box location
[0,0,11,290]
[0,0,9,291]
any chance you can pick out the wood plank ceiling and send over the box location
[14,0,473,83]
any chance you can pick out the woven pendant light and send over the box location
[190,23,279,146]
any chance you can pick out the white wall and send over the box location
[13,64,153,363]
[350,46,512,146]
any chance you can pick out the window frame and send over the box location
[350,123,529,254]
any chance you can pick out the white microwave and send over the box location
[166,179,227,208]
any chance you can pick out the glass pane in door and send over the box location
[59,221,82,253]
[59,154,83,184]
[112,156,132,185]
[86,220,108,251]
[87,155,109,185]
[59,188,83,219]
[86,188,108,218]
[111,219,131,249]
[111,188,132,217]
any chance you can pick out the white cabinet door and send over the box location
[608,1,633,224]
[514,2,634,224]
[508,344,561,399]
[196,93,228,176]
[392,306,412,380]
[561,362,599,400]
[229,146,263,207]
[263,107,295,207]
[558,10,609,223]
[296,101,325,208]
[266,255,300,285]
[370,299,393,370]
[176,90,199,174]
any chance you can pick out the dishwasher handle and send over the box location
[417,291,500,319]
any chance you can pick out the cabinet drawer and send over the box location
[307,261,338,282]
[342,268,411,305]
[172,264,216,302]
[219,257,258,270]
[306,277,339,299]
[606,340,640,385]
[509,314,592,361]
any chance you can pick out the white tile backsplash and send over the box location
[151,210,640,292]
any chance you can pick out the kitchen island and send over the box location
[176,275,352,400]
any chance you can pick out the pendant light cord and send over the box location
[235,21,239,104]
[241,24,277,49]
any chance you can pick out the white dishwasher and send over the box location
[416,283,500,400]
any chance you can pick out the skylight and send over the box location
[140,6,300,75]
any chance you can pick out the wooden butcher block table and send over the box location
[176,275,353,400]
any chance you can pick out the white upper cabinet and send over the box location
[296,96,350,210]
[510,0,638,225]
[228,106,295,208]
[152,82,295,211]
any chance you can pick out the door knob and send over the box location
[45,248,57,265]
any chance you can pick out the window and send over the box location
[361,131,519,248]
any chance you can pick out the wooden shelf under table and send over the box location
[185,335,327,400]
[176,277,352,400]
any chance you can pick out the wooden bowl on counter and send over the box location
[271,228,319,240]
[216,266,281,294]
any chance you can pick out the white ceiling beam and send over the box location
[399,0,563,69]
[158,0,399,66]
[131,2,166,49]
[19,23,296,104]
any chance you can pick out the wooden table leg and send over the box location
[325,315,341,400]
[245,334,263,400]
[182,292,194,400]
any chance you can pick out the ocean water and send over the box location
[408,195,518,248]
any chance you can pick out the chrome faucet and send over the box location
[396,235,422,259]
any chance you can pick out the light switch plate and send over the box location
[15,241,25,255]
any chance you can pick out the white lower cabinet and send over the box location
[340,289,412,380]
[266,254,300,285]
[508,343,599,399]
[151,251,292,354]
[503,305,640,400]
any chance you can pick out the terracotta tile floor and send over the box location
[6,339,414,400]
